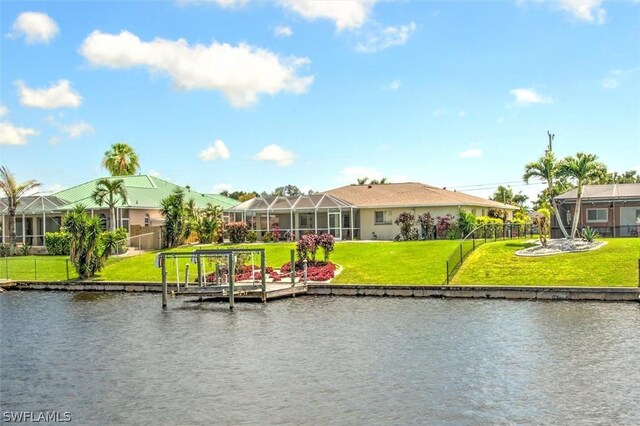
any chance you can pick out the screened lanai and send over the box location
[0,195,68,247]
[226,194,360,241]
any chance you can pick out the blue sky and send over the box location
[1,0,639,204]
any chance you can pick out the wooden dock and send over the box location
[177,282,308,303]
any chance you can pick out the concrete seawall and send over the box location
[2,281,639,302]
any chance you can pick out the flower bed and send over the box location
[203,262,337,283]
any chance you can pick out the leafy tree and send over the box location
[491,185,528,208]
[0,166,39,255]
[457,209,477,236]
[270,185,302,196]
[101,143,140,176]
[523,152,570,238]
[91,178,127,231]
[369,178,389,185]
[160,189,187,248]
[558,152,607,238]
[196,203,222,244]
[238,192,258,202]
[585,168,640,184]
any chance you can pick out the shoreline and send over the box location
[2,281,639,303]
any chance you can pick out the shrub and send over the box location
[394,212,418,241]
[297,233,320,262]
[45,231,71,255]
[457,209,477,237]
[535,208,551,247]
[271,224,281,241]
[318,233,335,261]
[435,214,456,239]
[228,222,249,243]
[418,212,435,239]
[475,216,503,238]
[246,229,258,243]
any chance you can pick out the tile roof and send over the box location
[323,182,518,210]
[555,183,640,200]
[51,175,239,210]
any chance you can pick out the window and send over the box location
[299,214,312,228]
[586,208,607,222]
[144,214,150,227]
[374,211,392,225]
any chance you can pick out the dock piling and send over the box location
[229,253,235,310]
[290,249,295,287]
[161,256,168,308]
[261,251,267,303]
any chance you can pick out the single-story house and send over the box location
[554,183,640,238]
[227,182,518,241]
[0,175,238,250]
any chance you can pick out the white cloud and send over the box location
[62,122,94,138]
[213,183,233,193]
[80,30,314,108]
[432,108,447,117]
[279,0,373,31]
[0,105,7,117]
[199,139,230,161]
[601,68,637,90]
[510,88,553,106]
[49,136,60,145]
[0,121,39,145]
[558,0,606,24]
[16,80,82,109]
[458,148,482,158]
[254,144,295,166]
[148,170,162,178]
[355,22,416,53]
[458,110,466,117]
[179,0,249,7]
[274,25,293,37]
[11,12,59,44]
[383,80,401,90]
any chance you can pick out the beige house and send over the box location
[325,183,518,240]
[227,182,518,241]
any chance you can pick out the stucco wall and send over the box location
[128,208,164,227]
[360,206,463,240]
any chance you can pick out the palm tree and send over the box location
[523,152,570,238]
[63,204,105,279]
[91,178,128,230]
[356,177,368,185]
[558,153,607,238]
[0,166,40,254]
[102,143,140,176]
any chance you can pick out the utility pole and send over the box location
[546,131,554,154]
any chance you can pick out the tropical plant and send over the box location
[581,226,600,243]
[91,178,128,231]
[435,214,456,239]
[558,153,607,238]
[45,231,71,255]
[356,177,368,185]
[523,152,570,238]
[534,208,551,247]
[196,204,222,244]
[457,209,477,236]
[101,143,140,176]
[63,205,106,279]
[297,233,320,262]
[394,212,417,241]
[418,212,435,239]
[227,222,249,244]
[0,166,40,255]
[160,189,187,248]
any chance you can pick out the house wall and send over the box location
[128,208,164,227]
[360,206,466,241]
[555,200,640,237]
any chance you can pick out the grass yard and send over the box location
[451,238,640,287]
[0,256,78,281]
[97,240,459,285]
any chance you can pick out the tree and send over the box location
[160,189,187,248]
[102,143,140,176]
[369,178,389,185]
[523,152,570,238]
[63,205,106,279]
[91,178,128,231]
[558,152,607,238]
[270,185,301,196]
[356,177,368,185]
[491,185,528,208]
[0,166,39,254]
[195,203,222,244]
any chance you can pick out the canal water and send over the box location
[1,292,639,424]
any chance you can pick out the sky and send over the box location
[1,0,639,205]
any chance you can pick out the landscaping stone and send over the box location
[515,238,607,257]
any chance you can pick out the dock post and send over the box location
[216,264,221,286]
[228,253,235,310]
[197,255,202,287]
[290,249,296,287]
[65,258,69,281]
[303,259,308,284]
[161,256,168,308]
[261,251,267,303]
[184,263,190,290]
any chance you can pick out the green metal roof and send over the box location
[53,175,239,210]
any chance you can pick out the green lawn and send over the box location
[451,238,640,287]
[97,240,459,285]
[0,256,78,281]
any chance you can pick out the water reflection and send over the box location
[1,292,638,424]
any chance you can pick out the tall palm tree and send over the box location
[91,178,128,230]
[102,143,140,176]
[356,177,368,185]
[558,153,607,238]
[523,152,570,238]
[0,166,40,254]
